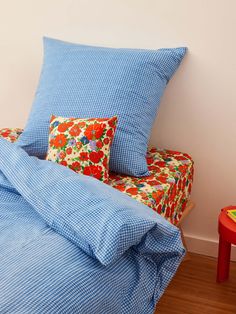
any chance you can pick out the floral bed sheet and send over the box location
[0,128,194,225]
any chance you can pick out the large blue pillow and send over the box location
[17,37,186,176]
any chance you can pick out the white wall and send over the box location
[0,0,236,256]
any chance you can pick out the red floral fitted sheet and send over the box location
[0,128,194,225]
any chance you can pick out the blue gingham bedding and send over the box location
[0,138,185,314]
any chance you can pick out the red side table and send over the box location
[217,206,236,283]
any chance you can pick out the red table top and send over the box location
[219,206,236,244]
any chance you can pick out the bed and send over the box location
[0,127,194,313]
[0,37,191,314]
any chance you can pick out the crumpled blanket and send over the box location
[0,138,184,314]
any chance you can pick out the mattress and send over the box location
[0,128,194,225]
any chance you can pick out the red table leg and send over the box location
[217,236,231,282]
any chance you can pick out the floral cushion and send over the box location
[0,128,193,225]
[46,115,117,183]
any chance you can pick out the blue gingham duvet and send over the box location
[0,138,185,314]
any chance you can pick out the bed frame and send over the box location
[177,201,195,260]
[177,201,195,227]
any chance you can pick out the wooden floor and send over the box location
[155,253,236,314]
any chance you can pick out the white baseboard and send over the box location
[184,234,236,261]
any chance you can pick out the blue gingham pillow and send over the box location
[17,37,186,176]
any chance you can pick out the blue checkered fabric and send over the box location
[17,37,186,177]
[0,138,185,313]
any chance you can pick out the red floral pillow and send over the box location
[46,115,117,183]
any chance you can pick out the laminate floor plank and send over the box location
[155,253,236,314]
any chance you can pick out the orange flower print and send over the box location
[80,152,88,161]
[96,140,103,149]
[60,160,68,166]
[84,123,105,140]
[114,184,126,192]
[54,134,67,148]
[104,138,109,145]
[126,187,138,195]
[97,150,104,158]
[1,131,10,137]
[69,124,81,137]
[152,191,164,202]
[106,128,113,137]
[71,161,81,172]
[59,151,66,159]
[66,147,72,155]
[58,122,73,132]
[89,151,101,164]
[155,161,166,167]
[147,157,154,165]
[102,156,108,168]
[108,116,117,128]
[83,165,103,181]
